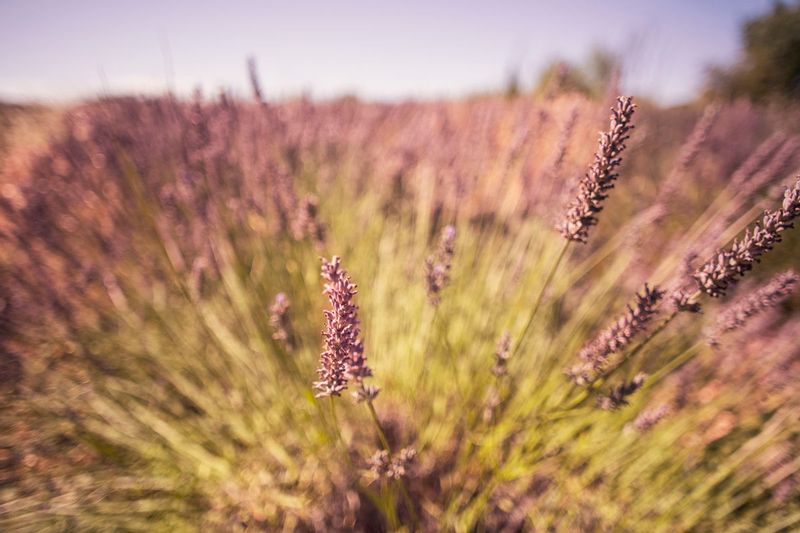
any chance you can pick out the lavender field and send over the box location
[0,87,798,531]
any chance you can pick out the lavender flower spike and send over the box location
[269,292,294,350]
[314,256,372,398]
[560,96,636,243]
[632,404,670,432]
[567,283,663,384]
[368,447,417,479]
[693,177,800,297]
[707,270,798,345]
[424,224,457,305]
[597,373,646,410]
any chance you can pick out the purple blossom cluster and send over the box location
[314,256,372,398]
[560,96,636,243]
[693,178,800,297]
[568,284,663,384]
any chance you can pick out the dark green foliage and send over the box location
[706,1,800,101]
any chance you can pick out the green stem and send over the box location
[416,307,438,383]
[604,289,702,380]
[328,397,396,527]
[366,398,420,530]
[618,311,678,368]
[366,399,392,452]
[512,240,569,359]
[329,397,345,447]
[561,312,677,410]
[561,292,701,411]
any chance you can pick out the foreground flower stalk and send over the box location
[314,256,418,527]
[568,284,664,385]
[314,256,373,398]
[693,177,800,298]
[560,96,636,243]
[517,96,637,362]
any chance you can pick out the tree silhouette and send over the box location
[706,1,800,101]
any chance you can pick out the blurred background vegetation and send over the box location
[504,0,800,106]
[705,1,800,102]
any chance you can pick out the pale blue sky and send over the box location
[0,0,774,104]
